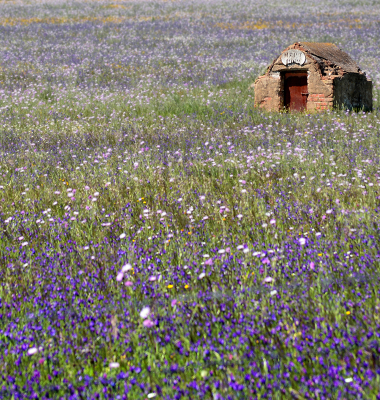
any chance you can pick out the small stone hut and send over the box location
[253,42,372,112]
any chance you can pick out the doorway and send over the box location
[284,72,308,111]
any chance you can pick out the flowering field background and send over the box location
[1,0,380,398]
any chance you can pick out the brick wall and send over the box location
[258,96,272,108]
[253,75,282,111]
[308,93,333,110]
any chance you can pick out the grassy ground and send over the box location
[1,0,380,399]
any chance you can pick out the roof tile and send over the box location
[299,42,360,73]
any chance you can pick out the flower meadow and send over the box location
[1,0,380,398]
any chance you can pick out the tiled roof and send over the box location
[299,42,360,73]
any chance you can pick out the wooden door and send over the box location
[284,73,308,111]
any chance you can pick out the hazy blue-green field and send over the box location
[1,0,380,398]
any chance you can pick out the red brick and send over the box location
[253,42,372,112]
